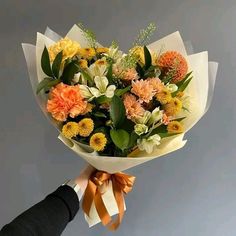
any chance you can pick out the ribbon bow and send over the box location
[82,171,136,230]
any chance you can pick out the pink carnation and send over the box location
[47,83,87,121]
[122,68,139,81]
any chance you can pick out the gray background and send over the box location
[0,0,236,235]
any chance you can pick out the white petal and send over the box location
[79,85,93,98]
[105,85,116,98]
[89,87,101,97]
[94,76,108,92]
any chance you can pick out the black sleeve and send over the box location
[0,185,80,236]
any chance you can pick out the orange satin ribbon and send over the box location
[82,171,135,230]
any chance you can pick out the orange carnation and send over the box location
[157,51,188,83]
[47,83,87,121]
[123,93,145,120]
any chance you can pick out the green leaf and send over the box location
[144,45,152,69]
[176,71,193,87]
[110,95,125,128]
[36,77,61,94]
[136,62,144,77]
[93,111,107,118]
[159,133,178,138]
[52,51,63,78]
[110,129,130,151]
[128,131,139,148]
[172,76,193,97]
[41,47,53,77]
[95,95,111,104]
[106,63,113,84]
[115,86,131,96]
[173,117,186,122]
[80,70,93,86]
[150,124,167,136]
[61,61,80,85]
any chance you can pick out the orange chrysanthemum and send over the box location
[131,79,155,103]
[123,93,145,120]
[157,51,188,83]
[147,77,164,93]
[47,83,87,121]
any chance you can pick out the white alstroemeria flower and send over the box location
[137,134,161,154]
[166,83,178,93]
[147,107,163,126]
[73,72,87,85]
[135,111,151,124]
[80,76,116,101]
[87,63,107,77]
[134,124,149,136]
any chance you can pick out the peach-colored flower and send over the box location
[123,93,145,120]
[122,68,139,81]
[147,77,164,93]
[162,113,170,125]
[131,79,155,103]
[47,83,87,121]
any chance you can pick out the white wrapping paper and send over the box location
[22,25,218,227]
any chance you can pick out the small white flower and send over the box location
[137,134,161,154]
[134,124,149,136]
[106,46,123,61]
[147,107,163,126]
[80,76,116,101]
[87,63,107,78]
[135,111,151,124]
[166,83,178,93]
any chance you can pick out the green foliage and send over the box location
[77,22,97,48]
[110,95,125,128]
[95,95,111,104]
[110,129,130,151]
[41,47,53,77]
[172,73,193,97]
[122,52,139,69]
[144,46,152,69]
[133,22,157,46]
[60,61,80,85]
[173,117,186,122]
[106,63,113,84]
[159,133,178,138]
[52,51,63,78]
[115,86,131,96]
[36,77,61,94]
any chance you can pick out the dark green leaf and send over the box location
[172,77,193,97]
[110,129,130,151]
[136,62,144,77]
[52,51,63,78]
[41,47,53,77]
[80,70,93,86]
[144,45,152,70]
[36,77,61,94]
[150,124,167,136]
[93,111,107,118]
[106,63,113,84]
[115,85,131,96]
[61,61,80,85]
[110,95,125,128]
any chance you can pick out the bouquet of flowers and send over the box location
[22,23,218,229]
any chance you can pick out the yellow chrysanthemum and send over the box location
[62,122,79,139]
[96,47,109,54]
[89,133,107,151]
[156,88,172,104]
[176,91,184,98]
[48,37,80,62]
[77,48,96,59]
[163,98,182,116]
[167,121,184,133]
[78,118,94,137]
[78,59,88,69]
[95,59,107,66]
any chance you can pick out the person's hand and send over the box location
[74,165,95,196]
